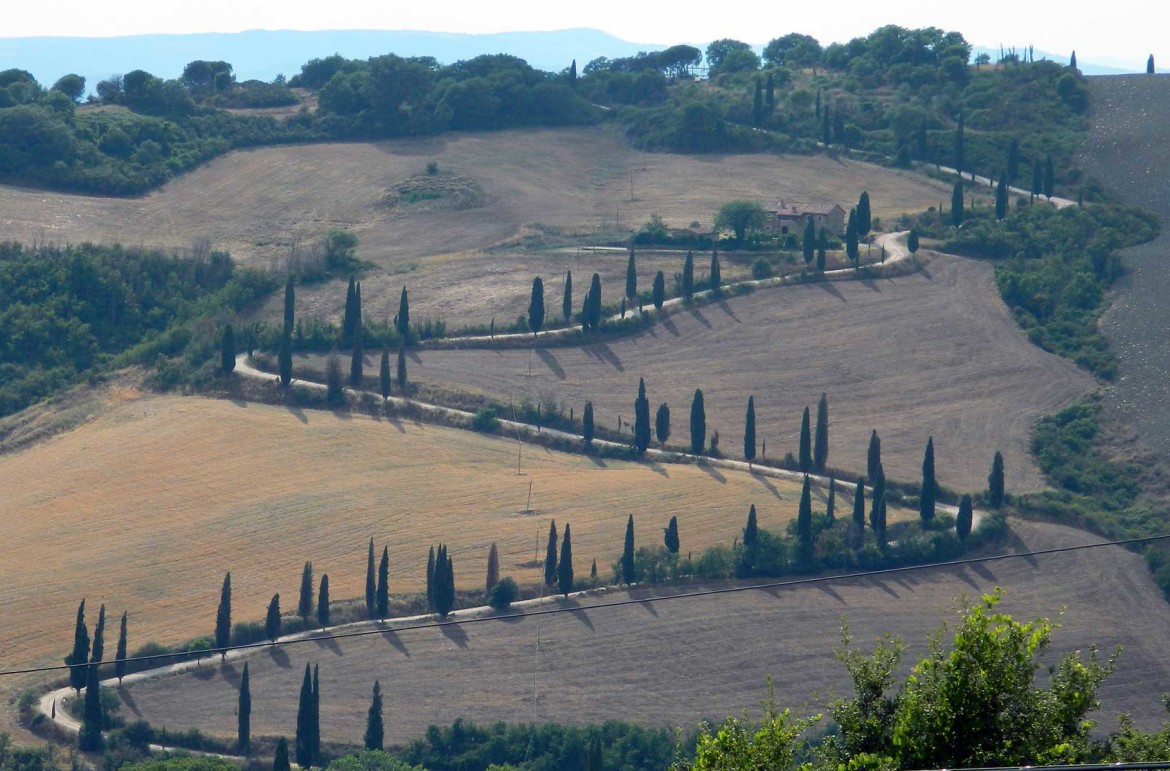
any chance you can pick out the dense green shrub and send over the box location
[488,577,519,610]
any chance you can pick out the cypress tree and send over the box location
[652,270,665,310]
[266,594,281,642]
[626,250,637,300]
[434,545,455,617]
[1069,50,1077,69]
[664,515,680,554]
[857,192,871,236]
[591,559,598,581]
[569,59,578,87]
[655,403,671,448]
[580,288,592,332]
[425,545,436,612]
[709,249,721,292]
[951,182,964,226]
[743,504,758,547]
[908,228,920,254]
[1007,138,1020,184]
[558,523,574,596]
[633,377,651,455]
[365,538,376,619]
[821,104,831,145]
[953,111,965,176]
[582,401,595,449]
[816,228,827,272]
[1044,154,1055,199]
[278,325,293,387]
[221,324,236,373]
[797,475,814,564]
[66,599,88,697]
[621,515,635,584]
[365,681,384,751]
[744,396,756,465]
[588,272,602,330]
[379,347,391,398]
[995,171,1008,220]
[216,572,232,659]
[826,477,837,523]
[350,316,364,386]
[765,72,775,113]
[377,546,389,619]
[317,574,330,627]
[798,406,812,472]
[90,604,106,664]
[870,466,886,537]
[274,737,291,771]
[989,451,1006,508]
[813,392,829,473]
[852,477,866,533]
[396,344,407,394]
[79,660,104,751]
[283,276,295,332]
[486,542,500,595]
[114,611,128,684]
[310,665,320,768]
[867,430,882,485]
[690,388,706,454]
[802,218,816,265]
[562,270,573,323]
[845,209,859,264]
[920,437,937,524]
[957,494,974,541]
[396,286,410,344]
[544,520,559,587]
[752,78,764,125]
[1148,54,1156,74]
[238,661,251,753]
[916,117,927,160]
[341,277,355,348]
[298,562,313,623]
[528,277,545,338]
[326,351,344,408]
[816,89,821,119]
[588,733,604,771]
[682,251,694,300]
[296,664,313,767]
[1032,157,1043,201]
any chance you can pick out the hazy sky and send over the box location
[2,0,1161,69]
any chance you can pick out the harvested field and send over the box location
[1080,75,1170,460]
[117,519,1170,743]
[0,394,901,682]
[0,126,955,325]
[405,252,1096,492]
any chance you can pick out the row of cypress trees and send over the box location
[65,600,130,752]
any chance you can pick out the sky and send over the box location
[1,0,1162,71]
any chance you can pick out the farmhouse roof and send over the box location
[770,201,843,217]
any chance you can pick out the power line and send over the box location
[5,531,1169,679]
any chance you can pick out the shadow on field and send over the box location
[661,314,679,336]
[285,403,309,424]
[815,583,846,605]
[590,343,624,372]
[314,634,343,656]
[118,686,142,717]
[440,622,470,648]
[566,602,595,631]
[816,281,845,301]
[386,411,406,433]
[698,462,726,484]
[687,307,713,329]
[380,628,410,657]
[587,454,607,468]
[751,470,782,499]
[643,458,669,477]
[266,645,292,668]
[716,299,740,323]
[219,661,242,687]
[535,349,566,380]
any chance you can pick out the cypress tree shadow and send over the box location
[687,306,713,329]
[267,645,292,668]
[697,461,727,484]
[439,622,470,649]
[117,685,142,717]
[379,628,410,657]
[535,349,566,379]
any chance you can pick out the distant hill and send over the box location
[0,28,665,90]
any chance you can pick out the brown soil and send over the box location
[116,519,1170,743]
[403,252,1095,493]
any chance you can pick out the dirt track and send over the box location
[114,519,1170,743]
[407,252,1095,493]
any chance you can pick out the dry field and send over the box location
[117,518,1170,743]
[0,394,912,688]
[0,126,955,325]
[402,252,1095,493]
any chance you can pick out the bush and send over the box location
[488,577,519,610]
[471,407,499,432]
[751,257,774,279]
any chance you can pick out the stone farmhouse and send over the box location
[762,201,846,236]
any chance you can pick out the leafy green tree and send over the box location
[744,396,756,465]
[765,32,823,67]
[396,286,410,344]
[377,546,389,619]
[295,664,313,767]
[562,271,573,324]
[114,611,128,684]
[621,515,635,584]
[274,737,291,771]
[266,593,281,642]
[715,201,765,246]
[683,251,695,301]
[951,181,964,226]
[365,539,376,618]
[690,389,706,454]
[79,661,104,751]
[798,406,812,472]
[486,542,500,595]
[350,317,364,386]
[677,681,817,770]
[90,604,106,664]
[558,523,574,595]
[920,437,937,524]
[51,73,86,102]
[221,324,236,373]
[813,392,829,473]
[298,562,313,623]
[1007,137,1021,184]
[652,270,665,309]
[655,403,671,448]
[908,228,920,254]
[709,249,722,292]
[544,520,558,587]
[365,681,384,751]
[66,596,88,692]
[379,348,391,398]
[317,574,330,627]
[284,276,295,332]
[238,662,251,753]
[215,573,232,659]
[528,277,545,338]
[664,515,680,554]
[989,450,1005,508]
[396,344,407,394]
[995,171,1008,220]
[956,494,973,541]
[857,192,872,237]
[278,326,293,387]
[802,218,816,265]
[797,476,814,564]
[706,39,756,71]
[583,401,595,449]
[867,430,882,484]
[845,209,859,264]
[626,250,637,301]
[743,504,758,547]
[634,377,651,454]
[852,477,866,532]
